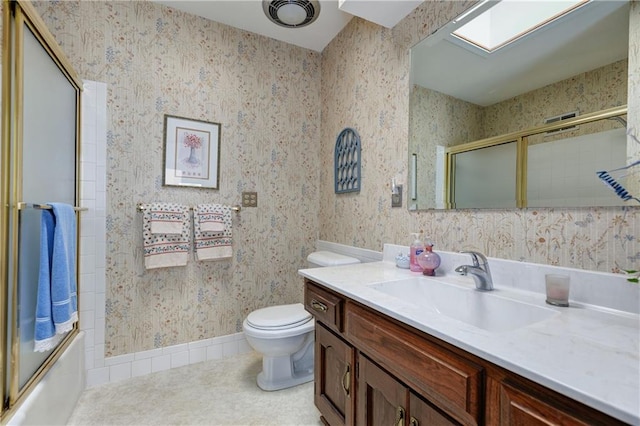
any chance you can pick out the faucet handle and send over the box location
[459,251,488,267]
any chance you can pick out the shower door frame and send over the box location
[1,0,82,418]
[444,105,629,209]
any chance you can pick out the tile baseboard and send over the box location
[86,332,252,388]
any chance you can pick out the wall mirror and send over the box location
[408,0,632,210]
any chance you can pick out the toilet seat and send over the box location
[246,303,312,330]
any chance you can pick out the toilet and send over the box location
[242,250,360,391]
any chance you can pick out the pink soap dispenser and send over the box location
[417,240,441,276]
[409,233,425,272]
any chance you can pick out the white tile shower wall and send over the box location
[80,80,107,387]
[80,81,252,388]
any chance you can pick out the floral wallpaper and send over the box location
[31,0,639,357]
[33,1,321,356]
[409,85,484,207]
[320,1,639,273]
[482,59,628,139]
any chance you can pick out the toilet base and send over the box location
[256,369,314,391]
[255,353,314,391]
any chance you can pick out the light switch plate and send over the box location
[242,192,258,207]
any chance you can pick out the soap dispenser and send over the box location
[409,233,425,272]
[417,240,441,276]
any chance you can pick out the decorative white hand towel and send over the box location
[142,203,190,269]
[194,204,232,261]
[149,202,188,235]
[196,205,226,233]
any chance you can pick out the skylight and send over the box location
[452,0,588,52]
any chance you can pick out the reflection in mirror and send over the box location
[526,115,628,207]
[445,110,629,209]
[408,0,630,210]
[451,141,517,209]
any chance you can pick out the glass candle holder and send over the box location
[545,274,570,307]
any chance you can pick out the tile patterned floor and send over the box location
[67,351,322,425]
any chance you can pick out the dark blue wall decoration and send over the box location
[334,128,361,194]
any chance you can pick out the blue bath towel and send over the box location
[34,203,78,352]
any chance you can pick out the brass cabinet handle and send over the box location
[395,406,405,426]
[342,364,350,396]
[311,299,328,312]
[410,417,419,426]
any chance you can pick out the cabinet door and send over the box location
[316,323,355,426]
[357,355,408,426]
[409,392,461,426]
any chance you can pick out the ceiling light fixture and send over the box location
[263,0,321,28]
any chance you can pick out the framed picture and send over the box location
[163,115,221,189]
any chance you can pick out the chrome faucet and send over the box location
[455,251,493,291]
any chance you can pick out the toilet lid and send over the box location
[246,303,312,330]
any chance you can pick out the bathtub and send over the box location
[7,332,85,426]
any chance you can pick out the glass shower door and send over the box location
[13,13,78,392]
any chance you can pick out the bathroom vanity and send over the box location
[299,251,639,426]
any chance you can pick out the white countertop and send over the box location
[299,260,640,424]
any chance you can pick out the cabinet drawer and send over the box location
[305,280,344,332]
[496,378,627,426]
[345,301,483,425]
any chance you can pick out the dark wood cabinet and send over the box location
[345,301,483,425]
[358,354,460,426]
[484,375,626,426]
[304,279,625,426]
[305,280,344,333]
[410,391,461,426]
[314,323,355,426]
[499,380,591,426]
[357,354,406,426]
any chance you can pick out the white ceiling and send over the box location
[152,1,421,52]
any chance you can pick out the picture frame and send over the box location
[163,114,221,189]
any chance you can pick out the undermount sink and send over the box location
[369,277,558,333]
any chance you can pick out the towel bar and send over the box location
[17,202,88,212]
[136,203,241,213]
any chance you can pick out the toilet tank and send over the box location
[307,251,360,268]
